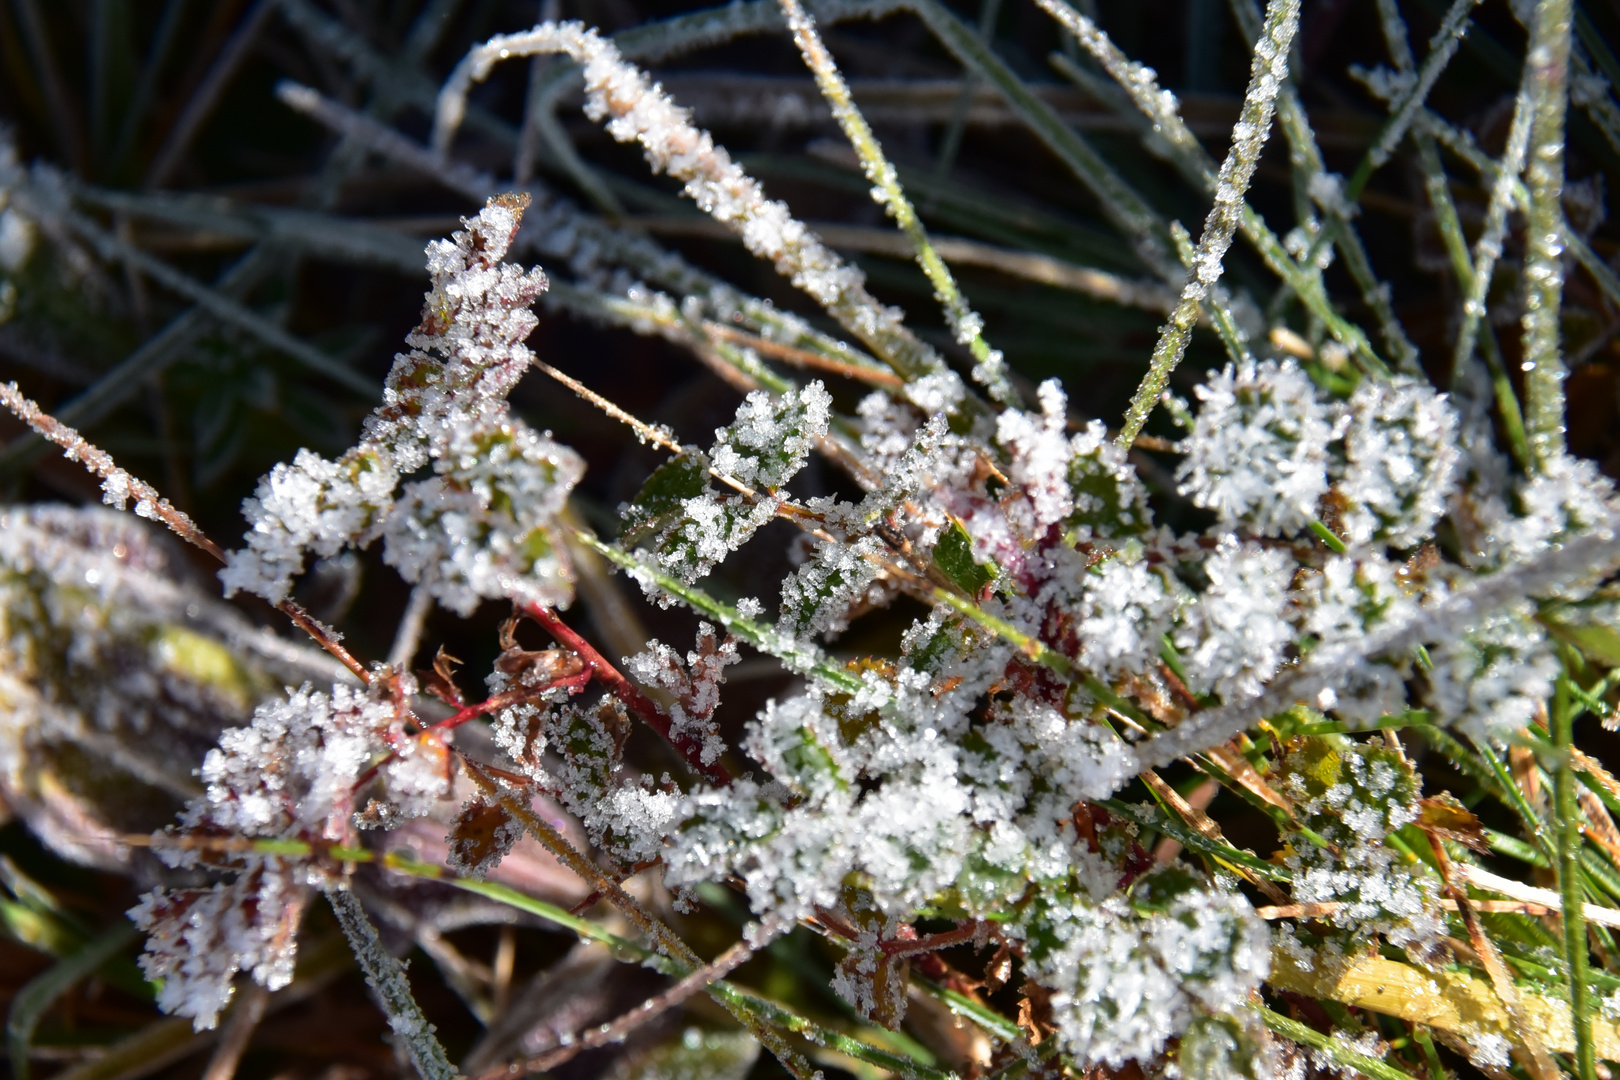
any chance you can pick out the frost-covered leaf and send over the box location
[620,450,710,541]
[829,889,910,1030]
[1020,866,1269,1069]
[1337,376,1460,548]
[629,384,832,584]
[934,518,994,596]
[626,624,737,767]
[445,794,524,879]
[711,382,831,491]
[777,533,886,639]
[1274,736,1441,951]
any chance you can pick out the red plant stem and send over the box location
[427,670,592,734]
[815,908,988,958]
[881,921,988,958]
[348,672,594,795]
[522,601,734,787]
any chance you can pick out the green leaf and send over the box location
[620,451,711,540]
[934,519,994,596]
[1540,612,1620,667]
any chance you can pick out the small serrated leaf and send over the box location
[446,795,521,878]
[1417,794,1491,854]
[621,451,710,540]
[933,519,994,596]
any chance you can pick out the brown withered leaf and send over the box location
[1017,979,1057,1046]
[1418,793,1491,854]
[417,646,466,707]
[496,617,586,683]
[446,794,523,878]
[836,947,911,1031]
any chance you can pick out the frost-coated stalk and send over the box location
[431,22,952,391]
[1450,53,1537,393]
[1044,0,1386,376]
[1377,6,1535,465]
[1115,0,1299,447]
[776,0,1015,402]
[1520,0,1575,470]
[1553,679,1598,1080]
[1033,0,1205,171]
[324,888,459,1080]
[1359,0,1480,174]
[1132,517,1620,769]
[1230,0,1416,372]
[1288,0,1477,327]
[1168,221,1255,366]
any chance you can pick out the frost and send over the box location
[1277,738,1441,951]
[1423,602,1561,741]
[1024,869,1269,1069]
[1177,359,1340,536]
[221,198,583,615]
[1173,538,1294,701]
[1338,377,1460,548]
[627,383,831,585]
[1078,554,1184,678]
[626,623,738,767]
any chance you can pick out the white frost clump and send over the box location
[129,863,305,1031]
[1173,538,1294,701]
[1077,554,1184,679]
[997,380,1081,531]
[1338,377,1460,548]
[626,623,738,767]
[1278,740,1442,951]
[1424,604,1561,741]
[1297,556,1417,725]
[221,199,583,615]
[1026,872,1269,1069]
[1177,359,1340,536]
[132,683,399,1029]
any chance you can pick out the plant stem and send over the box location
[1554,677,1598,1080]
[1520,0,1576,470]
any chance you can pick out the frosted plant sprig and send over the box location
[219,195,584,618]
[777,0,1013,403]
[1038,0,1389,375]
[1285,0,1480,323]
[1114,0,1300,446]
[432,21,958,395]
[1449,52,1538,396]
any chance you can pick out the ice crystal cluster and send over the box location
[220,196,582,616]
[6,0,1620,1075]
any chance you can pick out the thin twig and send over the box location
[0,381,371,683]
[475,939,759,1080]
